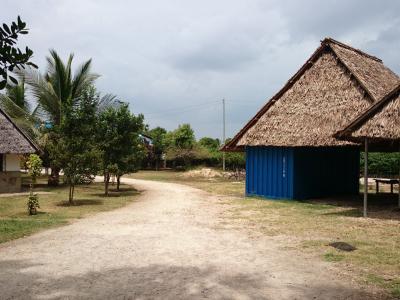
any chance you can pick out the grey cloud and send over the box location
[2,0,400,139]
[171,41,260,72]
[275,0,400,41]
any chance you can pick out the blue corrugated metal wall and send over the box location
[246,147,294,199]
[246,146,360,200]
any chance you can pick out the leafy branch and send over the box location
[0,16,37,89]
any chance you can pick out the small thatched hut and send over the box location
[0,107,38,193]
[335,83,400,148]
[335,84,400,216]
[223,38,400,199]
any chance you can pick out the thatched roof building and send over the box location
[335,83,400,217]
[335,83,400,149]
[223,38,399,201]
[0,107,38,193]
[223,38,399,151]
[0,107,38,154]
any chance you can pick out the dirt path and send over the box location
[0,178,379,299]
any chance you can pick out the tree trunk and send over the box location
[69,184,75,205]
[48,166,60,186]
[117,175,121,191]
[104,172,110,196]
[155,159,159,171]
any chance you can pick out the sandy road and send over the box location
[0,178,379,299]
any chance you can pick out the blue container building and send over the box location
[245,146,360,200]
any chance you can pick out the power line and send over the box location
[142,98,261,119]
[142,100,220,117]
[144,105,220,120]
[224,99,264,104]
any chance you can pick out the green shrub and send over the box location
[27,192,39,215]
[27,154,42,183]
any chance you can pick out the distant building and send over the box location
[0,108,39,193]
[139,133,153,147]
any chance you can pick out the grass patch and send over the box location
[0,178,139,243]
[324,252,345,262]
[365,274,400,298]
[129,169,400,297]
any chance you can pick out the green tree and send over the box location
[225,152,246,170]
[50,87,101,204]
[199,137,220,151]
[174,124,195,149]
[0,16,37,89]
[222,138,245,170]
[165,124,196,168]
[361,152,400,177]
[97,104,145,195]
[196,137,221,166]
[115,147,145,190]
[148,126,167,170]
[24,50,99,186]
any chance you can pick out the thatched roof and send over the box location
[223,38,400,151]
[335,83,400,148]
[0,107,38,154]
[329,41,399,101]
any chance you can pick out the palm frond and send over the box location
[0,94,41,141]
[5,78,31,112]
[71,59,99,99]
[23,67,61,124]
[24,49,99,127]
[49,50,69,104]
[97,93,120,113]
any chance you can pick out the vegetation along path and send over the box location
[0,178,380,299]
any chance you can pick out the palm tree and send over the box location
[24,50,99,186]
[6,78,29,110]
[0,79,39,139]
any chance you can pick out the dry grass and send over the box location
[129,170,245,197]
[129,169,400,297]
[226,196,400,298]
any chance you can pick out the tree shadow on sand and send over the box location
[55,199,104,206]
[306,193,400,221]
[0,259,381,300]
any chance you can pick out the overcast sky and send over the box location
[2,1,400,140]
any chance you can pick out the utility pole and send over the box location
[222,98,226,172]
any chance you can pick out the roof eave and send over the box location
[335,83,400,141]
[0,107,40,154]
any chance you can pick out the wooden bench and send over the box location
[374,178,399,194]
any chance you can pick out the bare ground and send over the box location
[0,178,384,299]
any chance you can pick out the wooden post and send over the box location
[398,143,400,208]
[363,138,368,218]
